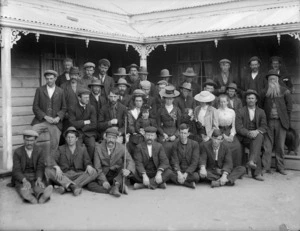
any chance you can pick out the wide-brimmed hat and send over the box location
[248,56,262,65]
[83,62,95,69]
[265,69,281,79]
[138,66,148,75]
[88,79,104,88]
[203,79,217,88]
[219,59,231,64]
[44,70,58,77]
[226,83,238,91]
[64,126,79,138]
[159,69,172,78]
[69,67,80,75]
[244,89,259,99]
[114,67,129,76]
[115,78,131,87]
[180,82,192,91]
[160,85,180,98]
[182,67,198,77]
[194,91,215,103]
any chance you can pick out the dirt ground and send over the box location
[0,170,300,231]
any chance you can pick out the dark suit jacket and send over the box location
[235,106,267,141]
[170,139,199,174]
[228,96,243,112]
[119,94,132,108]
[98,74,115,98]
[260,86,292,130]
[68,102,97,137]
[239,71,267,96]
[61,80,87,110]
[98,102,127,134]
[199,141,233,174]
[213,73,235,95]
[173,94,196,113]
[32,85,67,130]
[89,93,107,119]
[56,72,68,87]
[93,141,136,184]
[12,145,45,184]
[134,141,170,174]
[48,144,92,172]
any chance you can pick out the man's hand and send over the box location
[54,166,63,181]
[85,165,97,176]
[224,135,233,143]
[22,179,31,190]
[163,133,169,141]
[199,167,207,178]
[35,177,45,188]
[142,174,150,186]
[177,172,184,184]
[155,171,163,184]
[219,173,228,186]
[111,119,118,125]
[116,135,124,144]
[169,135,176,142]
[201,134,210,142]
[52,116,60,124]
[103,181,111,190]
[139,128,145,136]
[44,116,54,124]
[122,169,130,177]
[84,120,91,125]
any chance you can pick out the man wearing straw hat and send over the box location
[174,82,196,114]
[236,89,267,181]
[87,127,135,197]
[180,67,201,97]
[158,69,172,85]
[115,78,132,108]
[82,62,97,88]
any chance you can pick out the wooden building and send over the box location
[1,0,300,172]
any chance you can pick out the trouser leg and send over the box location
[273,120,287,171]
[206,170,221,182]
[65,171,98,188]
[86,182,109,194]
[262,134,273,171]
[249,133,263,176]
[227,166,246,184]
[45,167,74,188]
[83,136,96,162]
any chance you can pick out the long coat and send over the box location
[31,85,67,130]
[157,106,182,137]
[235,106,268,141]
[93,141,135,184]
[134,141,170,174]
[89,93,107,122]
[173,94,196,114]
[68,102,97,138]
[170,139,199,174]
[194,105,218,138]
[199,140,233,174]
[47,143,92,172]
[60,80,87,110]
[12,145,45,184]
[213,73,235,95]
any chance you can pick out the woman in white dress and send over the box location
[217,94,243,167]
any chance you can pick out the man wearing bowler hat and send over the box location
[82,62,97,88]
[113,67,130,83]
[12,130,53,204]
[45,127,97,196]
[198,129,246,188]
[213,59,235,95]
[179,67,201,97]
[158,69,172,85]
[236,89,267,181]
[32,70,66,157]
[226,83,243,112]
[97,58,115,98]
[239,56,267,97]
[68,88,97,161]
[87,127,135,197]
[260,70,292,175]
[115,78,132,108]
[174,82,196,114]
[133,126,175,190]
[56,58,73,87]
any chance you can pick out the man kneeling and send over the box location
[87,128,135,197]
[199,129,246,187]
[133,126,175,190]
[45,127,97,196]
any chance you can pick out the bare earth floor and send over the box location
[0,170,300,231]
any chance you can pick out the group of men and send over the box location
[11,55,293,203]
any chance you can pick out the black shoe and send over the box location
[247,161,257,170]
[158,183,167,189]
[133,183,146,190]
[183,181,196,189]
[109,183,121,197]
[211,181,221,188]
[253,175,264,181]
[69,184,82,196]
[277,169,287,175]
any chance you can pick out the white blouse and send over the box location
[217,107,236,136]
[197,105,208,125]
[130,108,140,120]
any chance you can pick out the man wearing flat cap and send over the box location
[199,129,246,188]
[170,123,200,188]
[260,70,292,175]
[68,88,97,161]
[97,58,115,99]
[174,82,196,114]
[213,59,235,95]
[87,127,135,197]
[82,62,97,88]
[239,56,267,97]
[270,56,294,92]
[179,67,201,97]
[56,58,73,87]
[45,127,97,196]
[133,126,175,190]
[12,130,53,204]
[226,83,243,112]
[32,70,67,157]
[236,89,267,181]
[116,78,132,108]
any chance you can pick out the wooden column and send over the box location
[1,27,13,170]
[131,44,158,68]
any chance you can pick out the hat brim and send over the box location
[226,86,237,91]
[194,94,216,103]
[114,73,130,76]
[160,75,172,78]
[180,86,192,91]
[88,83,104,88]
[203,83,217,88]
[265,73,280,79]
[115,83,131,87]
[182,73,197,77]
[64,129,79,138]
[160,90,180,98]
[244,92,260,99]
[138,72,149,75]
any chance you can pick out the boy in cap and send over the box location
[32,70,66,157]
[170,123,200,189]
[133,126,175,190]
[213,59,235,95]
[45,127,97,196]
[97,58,115,99]
[199,129,246,188]
[12,130,53,204]
[56,57,73,87]
[68,88,97,161]
[87,127,135,197]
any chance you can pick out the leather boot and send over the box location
[149,178,158,190]
[38,185,53,204]
[133,183,146,190]
[20,189,38,204]
[247,161,257,170]
[211,180,221,188]
[183,181,196,189]
[69,184,82,196]
[158,183,167,189]
[109,182,121,197]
